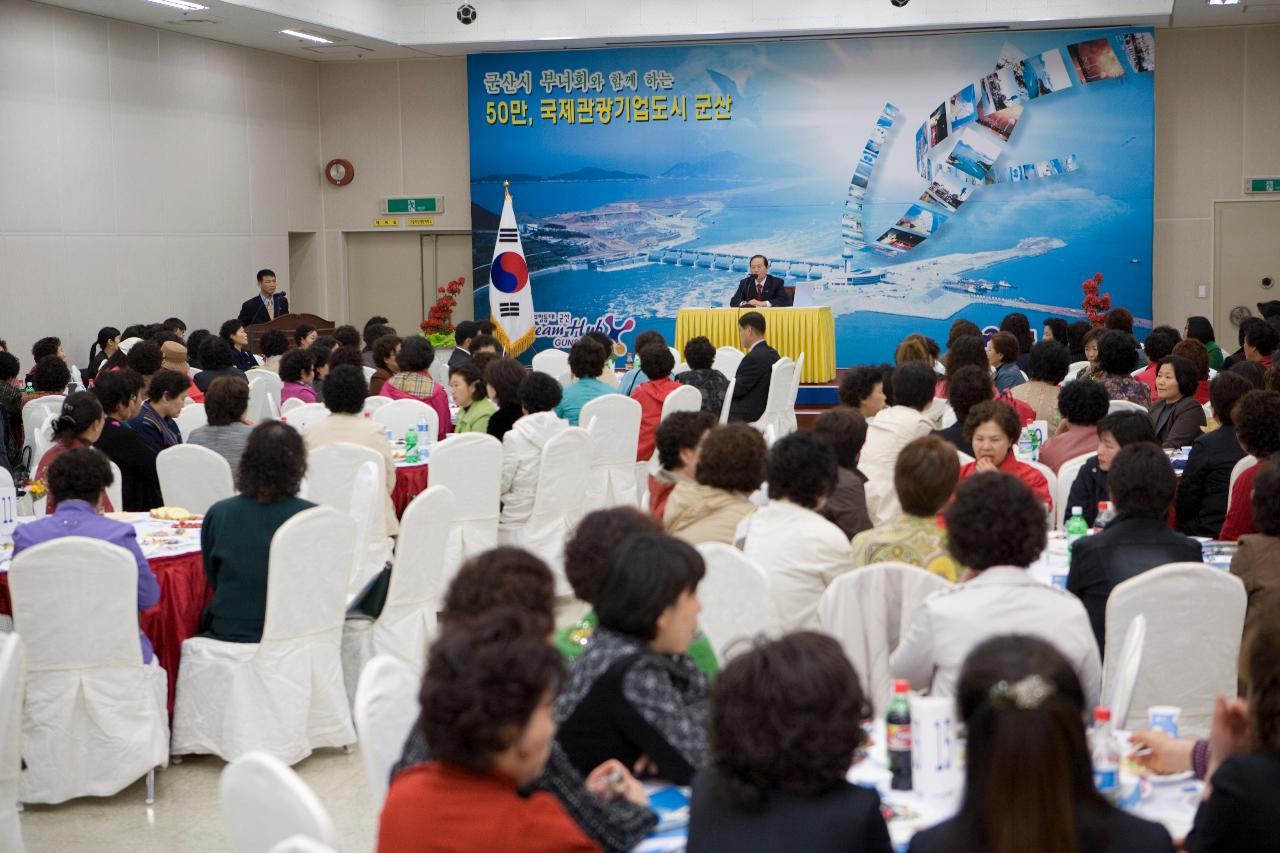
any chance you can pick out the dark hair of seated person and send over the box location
[1250,462,1280,538]
[453,320,480,346]
[1229,359,1266,389]
[218,319,245,343]
[1107,443,1176,519]
[323,365,369,414]
[1234,391,1280,458]
[126,341,163,377]
[150,331,181,348]
[890,361,937,411]
[94,368,144,415]
[1094,410,1157,446]
[1210,371,1252,427]
[594,533,705,641]
[810,407,867,471]
[471,351,498,379]
[683,336,716,371]
[146,368,188,403]
[1242,602,1280,757]
[999,312,1033,356]
[333,325,361,349]
[163,317,186,335]
[946,365,995,424]
[896,435,960,517]
[766,432,837,510]
[198,337,236,372]
[518,371,562,414]
[655,410,717,472]
[963,399,1021,443]
[326,345,365,371]
[259,330,289,359]
[448,362,486,402]
[1097,330,1139,375]
[363,324,395,352]
[372,335,402,372]
[47,447,114,505]
[944,473,1047,571]
[1247,321,1280,357]
[1027,340,1071,384]
[311,335,338,354]
[1104,307,1135,334]
[563,507,661,604]
[1157,355,1200,399]
[709,632,872,810]
[237,421,306,504]
[396,336,435,373]
[278,348,312,384]
[486,358,526,408]
[293,324,316,346]
[31,336,61,362]
[0,351,19,382]
[737,311,765,335]
[1238,317,1268,348]
[32,354,71,392]
[988,331,1020,367]
[441,547,556,636]
[1142,325,1181,362]
[584,331,616,363]
[420,608,565,774]
[1172,339,1210,381]
[639,343,675,380]
[1044,317,1070,346]
[204,377,249,426]
[1057,379,1110,427]
[51,392,103,443]
[695,424,767,494]
[468,334,500,354]
[944,335,987,378]
[568,337,607,380]
[836,365,887,409]
[947,318,982,348]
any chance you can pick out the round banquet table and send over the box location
[392,462,429,518]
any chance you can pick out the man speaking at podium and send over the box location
[729,255,791,308]
[237,269,290,326]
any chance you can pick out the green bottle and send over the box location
[1066,506,1088,552]
[404,427,419,464]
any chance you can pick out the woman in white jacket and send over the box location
[499,371,568,532]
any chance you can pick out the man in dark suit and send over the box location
[449,320,480,370]
[729,255,792,308]
[237,268,290,327]
[727,311,780,423]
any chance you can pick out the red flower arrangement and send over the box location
[1081,272,1111,327]
[421,276,466,346]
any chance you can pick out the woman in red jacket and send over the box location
[958,400,1051,509]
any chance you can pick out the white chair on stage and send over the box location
[175,403,208,440]
[1104,563,1246,736]
[1226,454,1257,517]
[171,507,358,765]
[712,346,744,380]
[0,633,27,853]
[106,461,123,512]
[362,396,391,415]
[531,349,571,386]
[751,358,796,441]
[1104,614,1147,730]
[342,486,454,702]
[784,352,806,434]
[30,413,57,465]
[581,395,642,509]
[10,538,169,805]
[282,402,329,431]
[660,384,702,421]
[430,433,502,582]
[1108,399,1148,415]
[305,443,392,595]
[1054,452,1095,529]
[353,655,421,811]
[816,562,951,714]
[157,444,235,515]
[373,399,437,443]
[220,752,338,853]
[718,378,736,424]
[20,396,62,456]
[498,428,592,595]
[247,377,280,424]
[281,397,305,414]
[695,543,779,662]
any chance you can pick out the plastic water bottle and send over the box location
[404,427,419,464]
[385,428,394,444]
[1065,506,1089,553]
[1029,428,1041,460]
[1017,428,1034,458]
[416,419,430,446]
[887,679,913,791]
[1095,501,1117,530]
[24,380,33,394]
[1091,707,1120,802]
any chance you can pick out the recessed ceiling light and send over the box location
[144,0,209,10]
[280,29,334,44]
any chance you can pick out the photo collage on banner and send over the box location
[844,104,900,258]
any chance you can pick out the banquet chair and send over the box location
[939,401,957,430]
[0,633,27,853]
[695,543,779,662]
[342,486,454,702]
[1226,454,1257,518]
[305,444,392,595]
[1023,459,1057,518]
[1104,614,1147,730]
[106,461,123,513]
[269,837,340,853]
[1055,452,1095,529]
[751,358,796,441]
[1104,562,1245,735]
[247,377,279,425]
[581,395,642,509]
[430,433,502,582]
[174,403,208,441]
[816,561,951,714]
[427,359,450,391]
[361,395,391,415]
[362,365,376,383]
[957,449,975,466]
[784,351,806,433]
[20,396,63,456]
[498,427,591,596]
[1107,399,1147,415]
[660,384,702,423]
[10,538,169,804]
[353,655,421,811]
[673,361,690,377]
[30,413,56,465]
[280,397,305,414]
[171,507,358,765]
[282,402,329,431]
[245,369,283,413]
[157,444,235,515]
[718,378,736,425]
[373,399,437,443]
[531,349,570,386]
[220,752,338,853]
[1068,360,1091,378]
[713,346,744,380]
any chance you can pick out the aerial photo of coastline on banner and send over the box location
[467,27,1155,365]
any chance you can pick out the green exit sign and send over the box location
[382,196,444,214]
[1247,178,1280,193]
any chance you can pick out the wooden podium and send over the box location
[247,313,335,354]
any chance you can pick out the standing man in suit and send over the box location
[237,269,290,327]
[730,255,792,308]
[728,312,780,423]
[449,320,480,370]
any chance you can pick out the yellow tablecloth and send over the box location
[675,307,836,383]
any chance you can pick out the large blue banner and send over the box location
[467,28,1154,366]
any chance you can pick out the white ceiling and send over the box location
[32,0,1280,61]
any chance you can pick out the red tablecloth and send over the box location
[392,465,429,518]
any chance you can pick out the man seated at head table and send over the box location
[729,255,792,308]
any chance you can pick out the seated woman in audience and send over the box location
[649,411,717,522]
[618,330,667,396]
[449,362,497,434]
[35,391,109,513]
[200,422,315,642]
[851,435,960,582]
[368,333,401,397]
[987,331,1026,393]
[469,334,501,357]
[908,635,1173,853]
[84,326,120,383]
[1067,320,1092,364]
[555,533,710,785]
[1075,326,1106,380]
[326,343,365,374]
[0,351,20,467]
[1227,462,1280,635]
[584,330,621,388]
[218,319,258,372]
[13,448,160,662]
[744,433,854,630]
[1068,444,1202,654]
[278,348,317,406]
[1042,316,1070,346]
[688,633,891,853]
[125,340,163,388]
[1173,337,1212,404]
[1065,410,1158,528]
[1178,372,1251,537]
[1097,329,1151,405]
[485,356,527,440]
[1039,379,1110,474]
[1150,354,1207,448]
[555,337,618,427]
[894,335,930,367]
[92,368,160,510]
[665,424,765,546]
[1186,315,1223,370]
[257,329,289,374]
[677,336,730,416]
[1133,325,1181,394]
[632,344,682,462]
[293,323,318,349]
[127,369,186,453]
[861,362,938,524]
[361,322,394,367]
[946,318,982,348]
[184,329,210,368]
[22,354,71,408]
[811,407,872,539]
[379,335,452,440]
[935,334,986,399]
[933,365,991,459]
[1011,339,1070,429]
[187,376,252,476]
[958,401,1050,507]
[1000,312,1035,372]
[890,473,1101,706]
[499,372,567,536]
[1185,608,1280,852]
[1230,358,1266,389]
[837,364,889,421]
[23,336,67,387]
[1219,390,1280,540]
[193,337,244,393]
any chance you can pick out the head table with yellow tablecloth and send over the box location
[674,307,836,384]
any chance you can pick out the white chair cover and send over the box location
[373,399,437,444]
[668,346,682,368]
[157,444,235,515]
[751,358,796,440]
[1106,614,1147,729]
[269,837,340,853]
[957,449,975,466]
[784,351,805,434]
[1068,360,1091,378]
[939,401,957,429]
[306,444,392,594]
[430,434,502,582]
[531,349,571,386]
[718,377,736,425]
[247,377,279,425]
[1023,458,1057,518]
[361,396,391,415]
[581,395,642,509]
[353,655,421,811]
[713,346,744,379]
[1108,399,1147,415]
[174,403,208,440]
[281,397,305,414]
[106,461,123,513]
[342,486,454,701]
[171,507,358,764]
[220,752,338,853]
[1104,563,1245,735]
[1226,455,1257,517]
[362,365,376,383]
[1055,452,1095,529]
[283,403,329,431]
[21,396,63,456]
[660,385,702,422]
[245,369,283,414]
[695,543,779,662]
[30,413,57,465]
[498,428,591,595]
[0,633,27,853]
[816,562,951,714]
[10,538,169,804]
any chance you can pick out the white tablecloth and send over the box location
[0,513,202,571]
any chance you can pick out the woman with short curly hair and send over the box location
[664,424,766,546]
[1097,330,1151,406]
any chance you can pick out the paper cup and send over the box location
[909,695,962,797]
[1148,706,1180,738]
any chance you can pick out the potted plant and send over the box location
[420,276,466,348]
[1081,272,1111,327]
